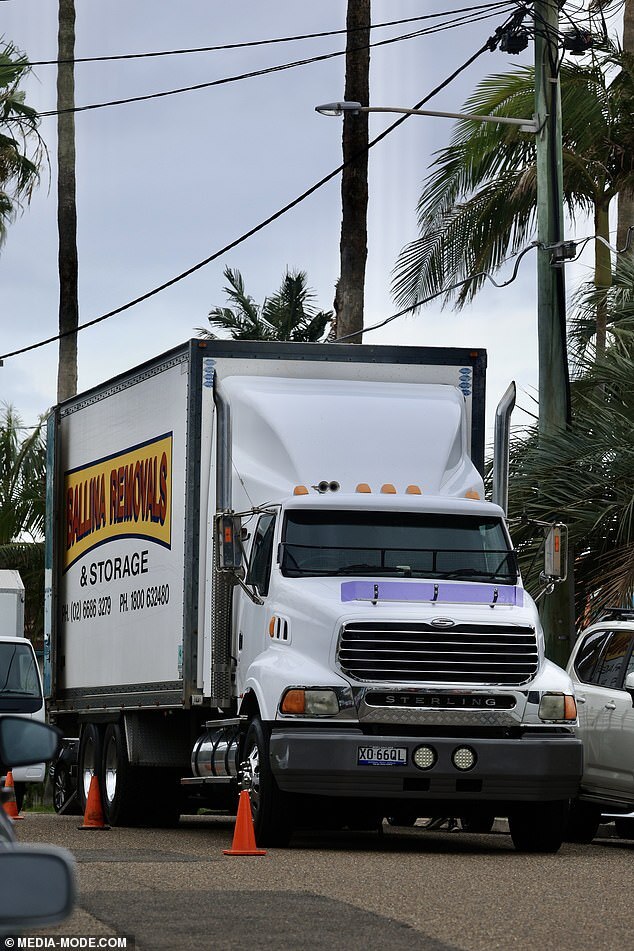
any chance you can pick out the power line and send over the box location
[37,8,516,118]
[337,244,538,342]
[0,13,520,364]
[27,3,516,66]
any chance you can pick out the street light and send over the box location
[315,100,538,134]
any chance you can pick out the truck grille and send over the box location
[337,621,538,686]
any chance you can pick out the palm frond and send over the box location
[393,48,634,316]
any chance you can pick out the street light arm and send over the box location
[315,100,537,134]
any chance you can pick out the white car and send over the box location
[566,608,634,841]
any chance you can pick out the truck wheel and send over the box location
[78,724,102,814]
[101,723,144,826]
[509,801,567,853]
[242,717,294,847]
[52,764,80,815]
[563,800,601,843]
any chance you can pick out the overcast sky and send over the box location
[0,1,600,437]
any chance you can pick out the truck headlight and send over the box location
[280,688,340,717]
[538,693,577,722]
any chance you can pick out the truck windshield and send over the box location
[0,643,42,713]
[280,510,517,584]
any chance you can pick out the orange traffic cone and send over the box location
[3,771,24,821]
[78,774,110,830]
[223,790,266,856]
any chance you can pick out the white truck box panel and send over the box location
[58,357,189,689]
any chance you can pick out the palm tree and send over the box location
[392,46,634,354]
[0,42,43,247]
[508,257,634,624]
[200,267,333,342]
[0,406,46,645]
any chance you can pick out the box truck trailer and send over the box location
[45,340,582,850]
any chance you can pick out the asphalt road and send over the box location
[14,813,634,951]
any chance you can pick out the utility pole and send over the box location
[617,0,634,256]
[335,0,370,343]
[56,0,79,402]
[534,0,574,665]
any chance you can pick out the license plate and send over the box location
[357,745,408,766]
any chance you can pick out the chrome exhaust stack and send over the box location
[492,382,516,515]
[211,382,234,709]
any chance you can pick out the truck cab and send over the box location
[205,367,581,851]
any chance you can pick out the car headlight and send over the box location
[538,692,577,721]
[280,687,340,717]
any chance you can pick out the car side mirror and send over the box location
[0,717,62,768]
[0,846,75,929]
[625,671,634,704]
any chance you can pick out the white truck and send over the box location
[0,569,47,806]
[45,340,582,850]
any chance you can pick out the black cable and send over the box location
[38,8,515,119]
[336,244,538,341]
[27,3,515,66]
[0,8,528,360]
[0,13,519,363]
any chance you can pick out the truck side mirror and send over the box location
[544,523,567,581]
[217,514,243,571]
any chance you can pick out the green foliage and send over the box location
[508,260,634,622]
[0,405,45,645]
[392,45,634,311]
[0,41,43,246]
[200,267,333,342]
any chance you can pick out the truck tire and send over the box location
[508,801,567,853]
[101,722,145,825]
[242,717,294,847]
[52,763,81,816]
[102,723,181,827]
[563,800,601,843]
[78,723,102,814]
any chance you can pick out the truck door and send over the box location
[236,513,276,696]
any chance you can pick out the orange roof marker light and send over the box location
[381,484,397,494]
[465,490,481,500]
[293,485,309,496]
[406,485,422,495]
[356,483,372,493]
